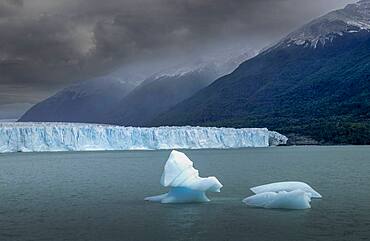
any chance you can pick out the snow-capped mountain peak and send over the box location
[144,49,257,82]
[278,0,370,48]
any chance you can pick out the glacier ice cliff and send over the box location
[0,122,287,153]
[145,150,223,203]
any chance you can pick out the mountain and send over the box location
[19,50,254,126]
[106,67,217,126]
[153,0,370,144]
[106,53,254,126]
[19,77,135,123]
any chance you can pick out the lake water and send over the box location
[0,146,369,241]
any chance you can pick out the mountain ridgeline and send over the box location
[105,60,246,126]
[153,1,370,144]
[106,68,216,126]
[19,77,135,123]
[19,52,252,126]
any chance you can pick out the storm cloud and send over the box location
[0,0,355,117]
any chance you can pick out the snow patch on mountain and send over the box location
[143,49,257,84]
[277,0,370,48]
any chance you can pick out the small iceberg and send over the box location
[243,190,312,209]
[251,181,322,198]
[145,150,223,203]
[244,181,321,210]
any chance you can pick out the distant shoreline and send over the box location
[0,119,17,122]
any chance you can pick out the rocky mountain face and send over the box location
[276,0,370,49]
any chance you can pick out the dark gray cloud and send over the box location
[0,0,355,118]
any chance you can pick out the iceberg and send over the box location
[268,131,288,146]
[145,150,222,203]
[250,181,322,198]
[243,190,311,209]
[0,122,287,153]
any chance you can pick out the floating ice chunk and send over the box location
[243,190,312,209]
[145,150,223,203]
[251,181,322,198]
[145,187,212,203]
[160,150,222,192]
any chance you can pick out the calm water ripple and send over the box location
[0,146,369,241]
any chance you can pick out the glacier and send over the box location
[145,150,223,203]
[0,122,287,153]
[243,190,312,210]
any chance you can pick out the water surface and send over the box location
[0,146,369,241]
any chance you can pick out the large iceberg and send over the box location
[0,122,287,153]
[243,190,312,209]
[145,150,222,203]
[251,181,322,199]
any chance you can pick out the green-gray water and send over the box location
[0,146,369,241]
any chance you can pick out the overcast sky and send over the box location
[0,0,356,119]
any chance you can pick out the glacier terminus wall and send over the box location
[0,122,288,153]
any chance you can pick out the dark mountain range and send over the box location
[19,51,254,126]
[106,54,253,126]
[106,67,218,126]
[19,77,135,123]
[153,1,370,144]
